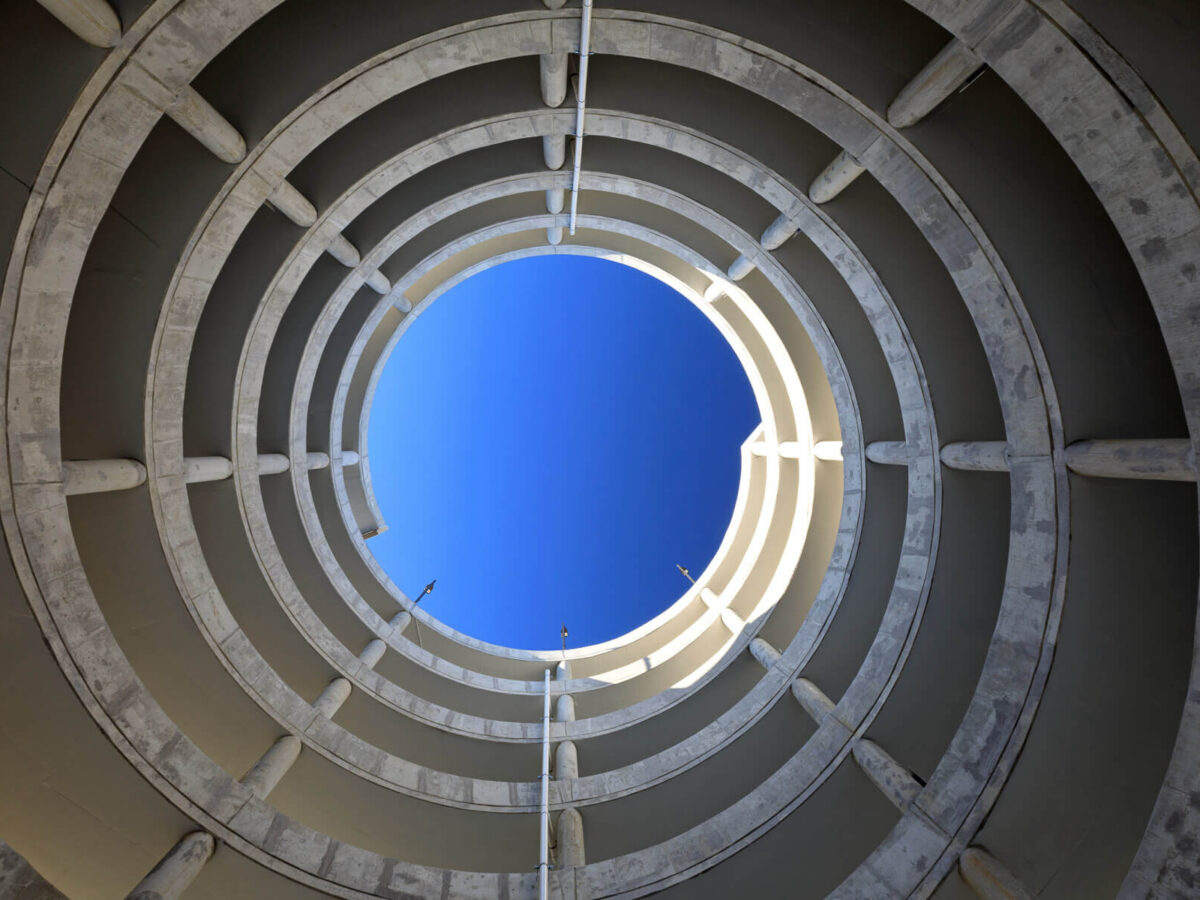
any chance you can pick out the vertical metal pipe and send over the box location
[567,0,594,235]
[539,668,551,900]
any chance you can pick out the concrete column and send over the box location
[813,441,843,461]
[1064,439,1196,482]
[791,678,835,722]
[941,441,1010,472]
[556,807,585,867]
[546,189,566,214]
[183,456,234,484]
[365,270,391,295]
[760,213,798,251]
[749,637,781,669]
[699,588,720,610]
[326,234,361,268]
[36,0,121,47]
[62,459,146,495]
[358,639,387,670]
[753,441,806,459]
[959,846,1034,900]
[852,739,922,812]
[555,740,579,781]
[127,831,214,900]
[239,734,302,800]
[543,134,567,170]
[809,150,865,204]
[542,0,566,8]
[305,452,330,471]
[540,52,569,107]
[726,255,755,281]
[341,450,361,466]
[312,677,352,719]
[555,693,576,723]
[547,226,564,245]
[887,39,984,129]
[389,611,412,634]
[865,441,912,466]
[256,453,290,476]
[267,179,317,227]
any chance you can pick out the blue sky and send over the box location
[366,255,759,649]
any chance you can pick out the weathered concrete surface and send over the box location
[887,38,983,128]
[35,0,120,47]
[1065,439,1196,482]
[126,832,214,900]
[940,441,1010,472]
[0,840,66,899]
[959,846,1034,900]
[809,150,866,204]
[61,458,146,495]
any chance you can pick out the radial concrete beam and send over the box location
[547,225,564,245]
[761,213,799,251]
[546,189,565,214]
[752,441,806,459]
[556,808,585,867]
[726,254,755,281]
[62,458,146,495]
[124,64,247,164]
[555,693,576,724]
[365,270,391,295]
[540,52,569,108]
[36,0,121,47]
[791,678,835,722]
[941,441,1010,472]
[358,638,387,669]
[326,234,362,268]
[809,150,865,203]
[239,735,302,800]
[543,134,567,170]
[852,739,923,812]
[887,39,984,129]
[266,179,318,228]
[256,453,290,476]
[959,847,1034,900]
[183,456,235,484]
[555,740,579,781]
[813,440,843,461]
[1065,439,1196,482]
[127,831,214,900]
[305,452,330,471]
[555,660,571,680]
[749,637,781,669]
[389,610,412,634]
[312,678,352,719]
[341,450,361,466]
[165,88,247,164]
[719,608,745,635]
[865,441,913,466]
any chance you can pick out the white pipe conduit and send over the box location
[538,669,551,900]
[567,0,594,235]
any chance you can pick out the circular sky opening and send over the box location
[366,254,760,650]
